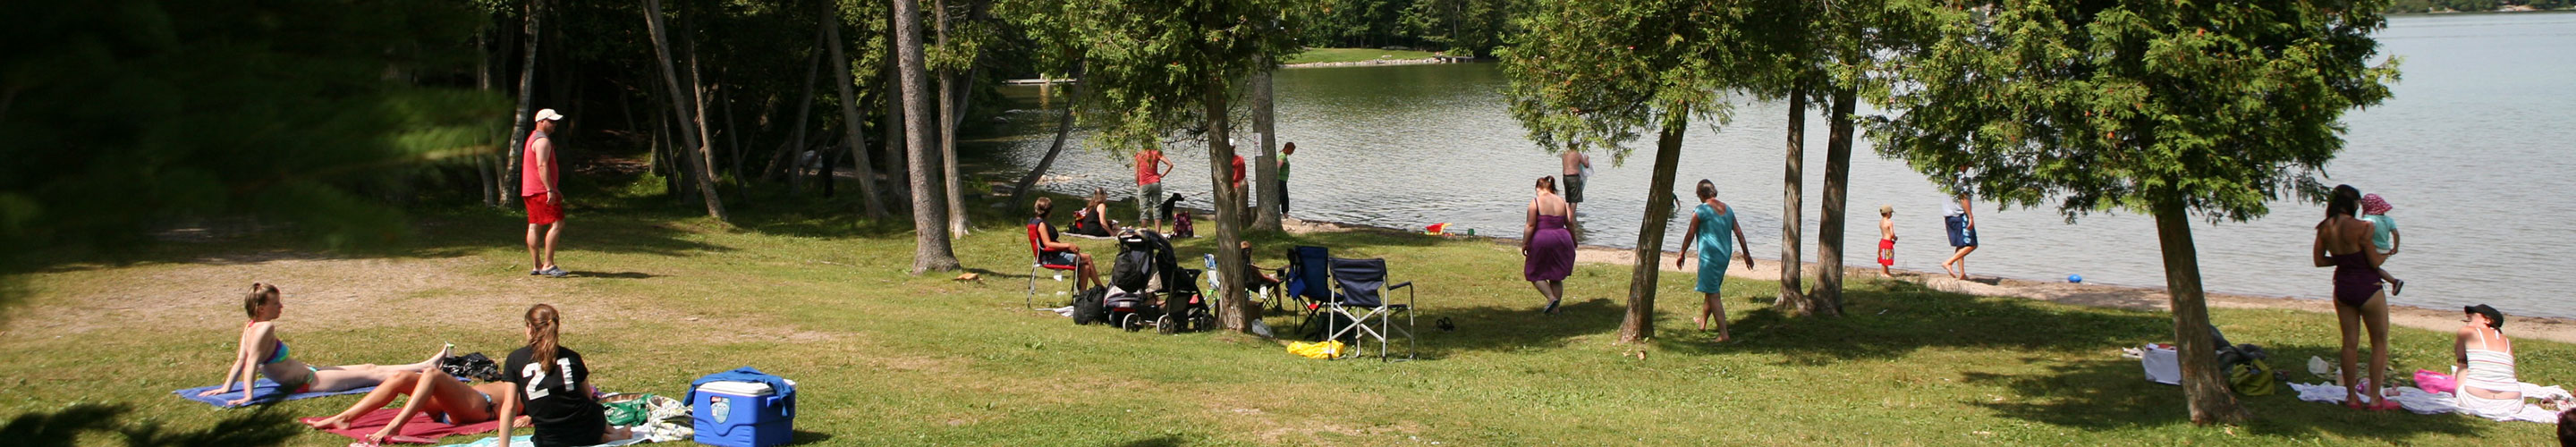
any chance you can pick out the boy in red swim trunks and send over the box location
[1877,205,1897,277]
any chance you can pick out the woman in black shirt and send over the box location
[496,304,623,447]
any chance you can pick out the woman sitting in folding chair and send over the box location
[1031,198,1104,290]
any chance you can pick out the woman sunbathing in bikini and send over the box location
[301,366,525,444]
[200,283,445,406]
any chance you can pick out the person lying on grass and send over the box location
[299,362,526,444]
[202,283,445,406]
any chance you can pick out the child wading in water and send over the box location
[2360,194,2406,295]
[1877,205,1897,277]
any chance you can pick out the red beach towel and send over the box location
[301,408,502,444]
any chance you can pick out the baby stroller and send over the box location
[1101,229,1212,333]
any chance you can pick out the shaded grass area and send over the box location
[3,176,2569,445]
[1284,47,1444,65]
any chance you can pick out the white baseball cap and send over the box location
[535,108,566,122]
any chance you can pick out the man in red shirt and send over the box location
[523,109,568,277]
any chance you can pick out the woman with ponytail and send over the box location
[201,283,443,406]
[496,304,623,447]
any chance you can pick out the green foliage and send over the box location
[1500,0,1749,161]
[1030,0,1303,150]
[1299,0,1524,55]
[1870,0,2401,223]
[0,0,503,254]
[1396,0,1525,55]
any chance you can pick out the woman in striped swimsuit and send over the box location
[2453,304,2564,420]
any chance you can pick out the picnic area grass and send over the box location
[3,171,2570,446]
[1284,47,1444,65]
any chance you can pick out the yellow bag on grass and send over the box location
[1287,341,1345,359]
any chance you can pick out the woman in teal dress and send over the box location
[1673,180,1752,342]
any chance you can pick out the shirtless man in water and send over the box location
[1560,150,1590,218]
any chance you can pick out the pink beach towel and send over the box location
[301,408,502,444]
[2417,369,2457,394]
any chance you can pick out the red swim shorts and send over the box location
[524,193,562,224]
[1877,239,1895,266]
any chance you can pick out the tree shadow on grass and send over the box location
[1114,434,1191,447]
[24,207,734,274]
[1959,357,2486,442]
[1659,280,2172,366]
[1289,298,1621,360]
[2,402,301,447]
[786,429,835,445]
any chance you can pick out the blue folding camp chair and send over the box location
[1324,257,1414,361]
[1284,246,1332,312]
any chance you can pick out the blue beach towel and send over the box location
[173,379,375,408]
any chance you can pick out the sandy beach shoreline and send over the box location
[1274,216,2576,343]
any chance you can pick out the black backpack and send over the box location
[1072,286,1106,325]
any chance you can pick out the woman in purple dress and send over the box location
[1523,176,1577,314]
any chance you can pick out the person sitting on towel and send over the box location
[2453,304,2571,419]
[202,283,446,406]
[497,304,630,447]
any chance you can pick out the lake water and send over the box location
[992,13,2576,317]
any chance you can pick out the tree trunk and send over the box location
[1250,57,1283,232]
[719,80,747,202]
[685,17,725,209]
[502,0,545,207]
[880,38,908,206]
[1617,115,1690,343]
[474,30,500,207]
[772,28,822,190]
[1009,63,1084,210]
[934,0,970,236]
[1807,86,1857,317]
[1775,89,1808,309]
[896,0,961,273]
[1207,80,1258,333]
[824,1,889,217]
[2152,198,2250,424]
[881,63,907,205]
[640,0,728,222]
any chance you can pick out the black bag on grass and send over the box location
[1073,286,1106,325]
[438,352,503,382]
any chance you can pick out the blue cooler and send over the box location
[691,380,794,447]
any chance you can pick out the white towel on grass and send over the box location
[2290,382,2573,423]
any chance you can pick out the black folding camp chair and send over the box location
[1324,257,1414,361]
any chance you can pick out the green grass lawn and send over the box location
[3,176,2569,445]
[1284,47,1444,65]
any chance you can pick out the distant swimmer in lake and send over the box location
[1561,149,1591,218]
[1522,176,1576,315]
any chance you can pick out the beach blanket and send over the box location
[302,408,503,444]
[2289,382,2573,423]
[174,380,376,408]
[436,435,651,447]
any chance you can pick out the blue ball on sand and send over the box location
[2068,274,2084,283]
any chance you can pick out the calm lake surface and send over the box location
[992,13,2576,317]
